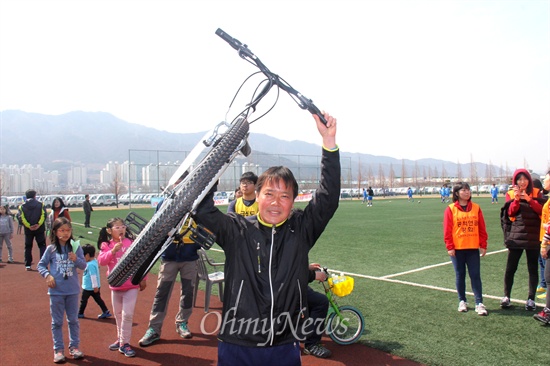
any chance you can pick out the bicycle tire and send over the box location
[107,118,249,287]
[326,305,365,345]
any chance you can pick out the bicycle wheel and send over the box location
[326,305,365,345]
[107,118,249,287]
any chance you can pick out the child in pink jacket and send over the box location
[97,217,146,358]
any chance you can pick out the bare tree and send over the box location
[389,163,395,189]
[401,159,406,186]
[0,171,8,206]
[378,163,385,190]
[413,161,419,190]
[357,158,363,192]
[456,160,462,182]
[486,160,493,183]
[470,154,478,187]
[423,166,427,184]
[110,163,124,208]
[367,165,374,189]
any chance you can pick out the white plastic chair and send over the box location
[193,248,224,312]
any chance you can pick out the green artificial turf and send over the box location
[67,196,549,366]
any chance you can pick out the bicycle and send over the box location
[108,28,327,287]
[318,267,365,345]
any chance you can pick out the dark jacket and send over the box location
[19,198,47,230]
[194,148,340,348]
[501,197,545,249]
[154,197,201,262]
[162,242,201,262]
[83,200,93,214]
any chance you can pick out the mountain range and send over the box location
[1,110,501,182]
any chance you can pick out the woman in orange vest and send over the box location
[443,182,488,315]
[534,170,550,324]
[500,169,543,311]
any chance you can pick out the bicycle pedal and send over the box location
[189,224,216,249]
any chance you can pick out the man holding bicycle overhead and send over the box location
[194,112,339,366]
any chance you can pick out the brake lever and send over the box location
[322,266,330,281]
[307,103,327,126]
[296,94,327,125]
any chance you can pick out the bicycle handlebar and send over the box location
[215,28,327,125]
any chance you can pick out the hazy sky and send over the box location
[1,0,549,174]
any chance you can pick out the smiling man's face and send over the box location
[256,179,294,225]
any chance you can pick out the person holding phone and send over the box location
[500,169,544,311]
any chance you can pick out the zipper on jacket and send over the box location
[256,241,261,273]
[268,225,276,346]
[233,280,244,318]
[297,279,305,319]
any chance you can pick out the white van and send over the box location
[89,194,117,206]
[40,195,66,208]
[119,194,130,205]
[7,196,25,209]
[65,194,86,207]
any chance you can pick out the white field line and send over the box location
[328,248,546,307]
[381,248,508,279]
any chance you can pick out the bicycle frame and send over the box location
[322,276,351,325]
[317,268,365,345]
[108,29,327,287]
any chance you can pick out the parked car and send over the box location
[479,185,491,194]
[131,194,146,204]
[498,184,510,194]
[8,196,25,209]
[340,189,352,199]
[141,193,162,204]
[89,194,117,206]
[119,194,130,205]
[39,195,67,208]
[65,194,86,207]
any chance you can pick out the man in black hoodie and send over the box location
[19,189,48,270]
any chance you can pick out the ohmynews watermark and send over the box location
[199,306,350,346]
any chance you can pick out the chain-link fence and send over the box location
[127,149,352,200]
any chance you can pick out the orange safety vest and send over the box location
[506,187,540,223]
[449,203,481,250]
[234,197,258,217]
[506,187,540,203]
[541,199,550,241]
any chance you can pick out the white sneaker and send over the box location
[475,303,488,316]
[500,296,511,308]
[458,300,468,312]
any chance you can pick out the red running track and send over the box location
[0,231,423,366]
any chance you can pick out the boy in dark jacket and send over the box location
[19,189,48,270]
